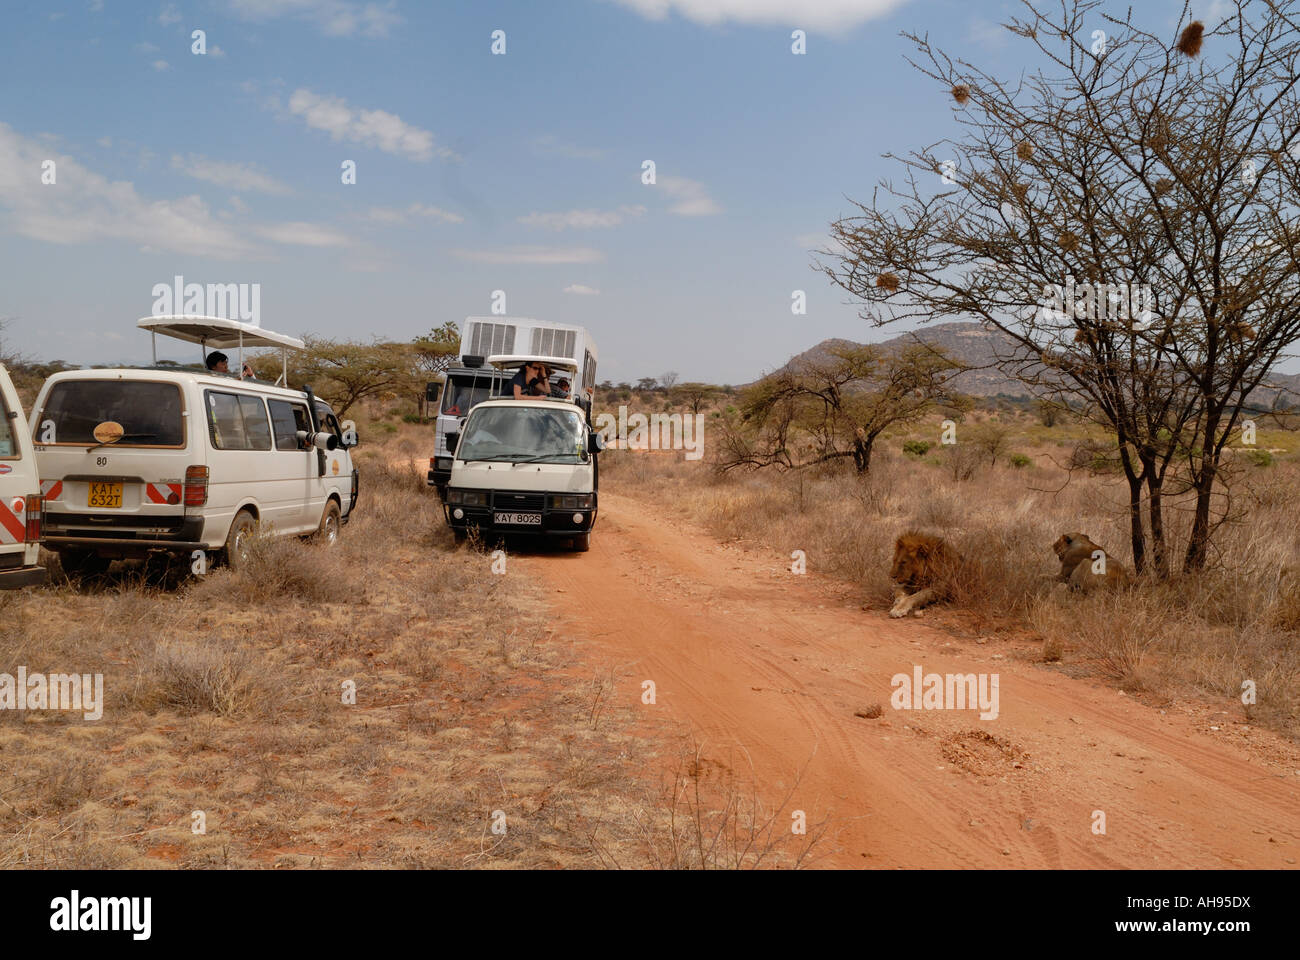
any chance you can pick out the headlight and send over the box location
[448,489,488,506]
[435,458,452,471]
[550,494,594,509]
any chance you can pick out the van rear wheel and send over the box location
[58,549,111,579]
[316,501,342,545]
[224,510,257,569]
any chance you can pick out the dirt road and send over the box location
[518,492,1300,868]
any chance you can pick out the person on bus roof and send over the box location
[510,361,551,398]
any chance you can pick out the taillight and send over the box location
[183,465,209,506]
[25,494,41,542]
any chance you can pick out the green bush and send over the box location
[1246,449,1274,467]
[1010,453,1032,468]
[903,440,932,457]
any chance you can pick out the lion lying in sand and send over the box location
[889,532,961,618]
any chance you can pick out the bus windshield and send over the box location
[441,373,499,418]
[458,406,587,464]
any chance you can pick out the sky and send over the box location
[0,0,1239,385]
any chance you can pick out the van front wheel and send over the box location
[316,501,342,545]
[224,510,257,569]
[571,532,591,553]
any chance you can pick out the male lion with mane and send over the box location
[889,531,961,618]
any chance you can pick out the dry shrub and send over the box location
[128,638,258,717]
[189,530,339,606]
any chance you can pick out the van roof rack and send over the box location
[137,315,304,387]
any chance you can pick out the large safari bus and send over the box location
[29,316,358,574]
[427,317,597,498]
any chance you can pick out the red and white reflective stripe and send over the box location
[145,483,182,504]
[40,479,63,501]
[0,497,26,544]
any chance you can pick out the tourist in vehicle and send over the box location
[205,351,230,373]
[510,361,551,398]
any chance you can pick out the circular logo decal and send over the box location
[92,421,125,444]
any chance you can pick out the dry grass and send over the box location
[601,411,1300,739]
[0,422,793,869]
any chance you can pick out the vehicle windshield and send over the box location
[458,405,587,464]
[39,380,185,446]
[441,373,499,417]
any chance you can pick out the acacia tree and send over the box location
[821,0,1300,575]
[719,344,966,473]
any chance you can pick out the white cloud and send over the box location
[172,153,291,194]
[152,60,171,71]
[227,0,401,38]
[90,0,104,11]
[96,136,113,148]
[451,246,605,265]
[518,205,645,231]
[134,41,159,53]
[0,122,344,259]
[365,203,463,224]
[532,134,606,160]
[253,221,349,246]
[285,88,447,162]
[658,176,721,216]
[0,122,252,258]
[210,45,227,57]
[604,0,906,32]
[159,3,182,25]
[563,284,600,295]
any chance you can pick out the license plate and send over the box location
[494,511,541,526]
[88,481,123,508]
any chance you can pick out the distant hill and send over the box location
[773,322,1039,398]
[770,321,1300,406]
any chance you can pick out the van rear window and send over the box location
[39,380,184,446]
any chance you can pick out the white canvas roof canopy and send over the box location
[137,315,304,386]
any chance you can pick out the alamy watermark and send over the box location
[891,664,999,720]
[593,405,704,460]
[1039,274,1156,328]
[0,667,104,720]
[151,274,260,326]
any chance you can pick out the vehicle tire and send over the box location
[315,501,342,545]
[224,510,257,570]
[453,528,468,544]
[571,532,591,553]
[58,548,111,579]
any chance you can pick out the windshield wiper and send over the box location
[507,454,574,464]
[85,433,157,452]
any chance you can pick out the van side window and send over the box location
[205,391,273,451]
[0,391,15,458]
[206,392,247,450]
[268,399,311,451]
[238,396,272,450]
[314,405,342,441]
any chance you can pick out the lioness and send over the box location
[889,532,960,618]
[1052,532,1129,592]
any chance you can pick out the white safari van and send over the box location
[442,355,603,552]
[0,364,46,588]
[29,317,358,574]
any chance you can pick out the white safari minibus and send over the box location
[29,316,358,574]
[0,363,46,588]
[442,355,603,552]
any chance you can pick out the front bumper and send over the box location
[442,501,597,537]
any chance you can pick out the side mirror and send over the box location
[445,431,460,453]
[425,382,439,402]
[587,431,607,454]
